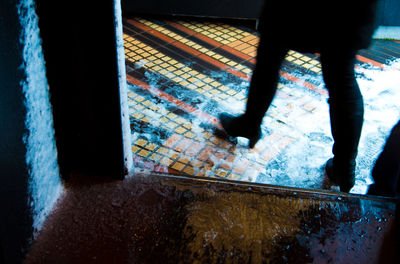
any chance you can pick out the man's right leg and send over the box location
[321,49,364,192]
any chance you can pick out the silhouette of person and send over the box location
[219,0,378,192]
[368,120,400,198]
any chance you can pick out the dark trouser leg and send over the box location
[219,38,287,148]
[243,39,288,128]
[321,49,364,191]
[368,120,400,197]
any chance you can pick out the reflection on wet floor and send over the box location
[123,16,400,194]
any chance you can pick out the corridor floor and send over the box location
[123,16,400,195]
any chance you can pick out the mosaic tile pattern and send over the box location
[123,17,400,194]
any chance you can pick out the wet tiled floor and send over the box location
[123,17,400,194]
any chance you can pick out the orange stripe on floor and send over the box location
[356,55,385,69]
[127,19,249,81]
[126,74,222,128]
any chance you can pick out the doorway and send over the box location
[123,15,400,194]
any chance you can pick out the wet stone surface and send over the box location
[26,174,398,263]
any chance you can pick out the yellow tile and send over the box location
[204,131,212,139]
[167,113,177,119]
[196,81,205,87]
[137,149,150,158]
[203,77,214,83]
[136,138,147,147]
[285,56,294,62]
[134,104,144,110]
[164,122,178,129]
[157,147,169,155]
[183,166,195,175]
[170,152,180,160]
[175,117,186,124]
[160,117,169,123]
[181,73,191,79]
[146,62,155,68]
[227,173,240,180]
[149,153,162,162]
[226,90,237,96]
[218,86,228,91]
[160,157,173,166]
[131,145,140,153]
[211,81,220,87]
[132,113,144,119]
[184,131,195,138]
[187,158,201,167]
[178,156,190,164]
[202,163,214,171]
[175,127,187,134]
[243,68,252,74]
[142,100,151,106]
[141,117,150,123]
[172,162,185,171]
[311,68,321,73]
[188,77,198,83]
[173,77,183,83]
[149,105,159,111]
[215,168,228,177]
[218,94,228,100]
[292,52,302,58]
[180,81,189,87]
[294,59,303,65]
[183,123,192,129]
[212,55,222,62]
[145,143,157,151]
[220,58,229,63]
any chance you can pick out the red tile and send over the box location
[185,142,204,157]
[233,159,250,174]
[174,138,193,153]
[163,134,183,148]
[197,146,214,162]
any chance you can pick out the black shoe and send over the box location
[325,158,355,193]
[219,113,261,148]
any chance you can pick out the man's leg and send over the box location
[321,49,364,192]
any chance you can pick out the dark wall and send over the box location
[36,1,127,179]
[1,0,129,262]
[377,0,400,26]
[0,0,34,262]
[122,0,400,26]
[122,0,264,19]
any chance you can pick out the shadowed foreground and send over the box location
[26,174,398,263]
